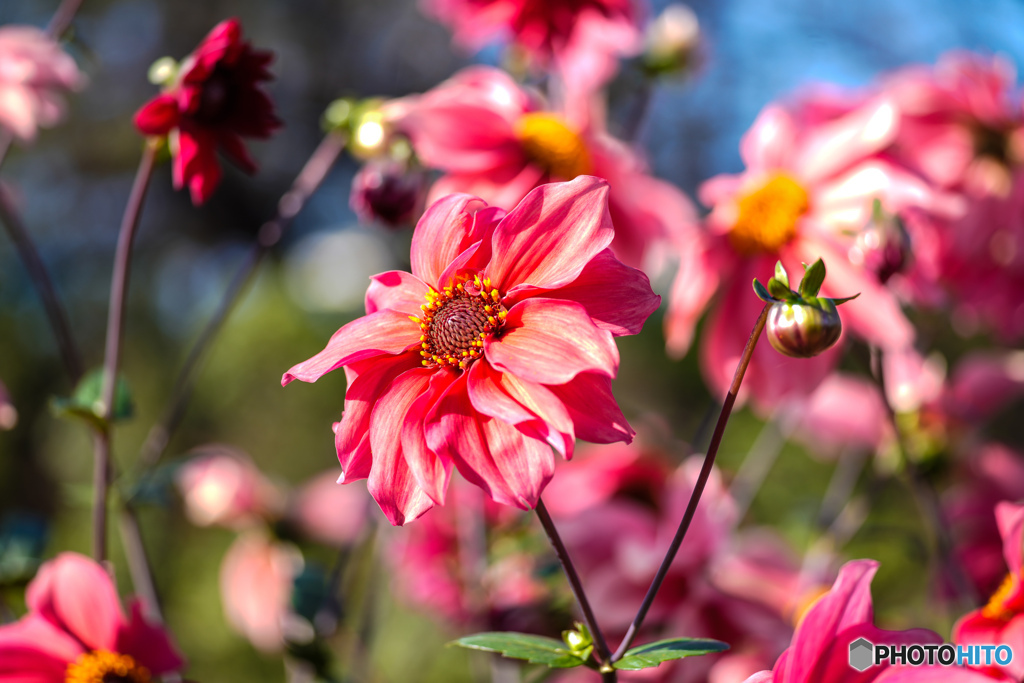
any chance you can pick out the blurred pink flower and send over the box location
[350,157,428,227]
[134,18,282,205]
[552,450,789,682]
[176,445,283,529]
[422,0,642,92]
[940,351,1024,424]
[0,25,84,142]
[744,559,992,683]
[665,96,959,410]
[0,379,16,430]
[392,66,696,270]
[288,471,368,547]
[954,502,1024,681]
[220,532,301,652]
[283,176,659,525]
[0,552,183,681]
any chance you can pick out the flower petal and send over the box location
[0,615,82,668]
[410,193,496,287]
[427,377,555,509]
[796,96,899,185]
[665,234,728,357]
[996,502,1024,576]
[28,553,124,652]
[116,600,185,675]
[365,271,431,316]
[133,94,180,136]
[334,352,421,482]
[368,368,441,524]
[282,309,421,385]
[740,105,797,171]
[484,298,618,385]
[400,369,459,504]
[486,176,615,293]
[547,372,634,444]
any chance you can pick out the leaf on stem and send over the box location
[450,632,589,668]
[51,368,134,430]
[613,637,730,671]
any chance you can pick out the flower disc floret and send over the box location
[65,650,151,683]
[515,113,592,180]
[730,173,808,254]
[416,275,508,370]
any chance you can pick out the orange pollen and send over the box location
[730,173,809,254]
[412,274,506,371]
[982,572,1021,621]
[515,113,592,180]
[65,650,151,683]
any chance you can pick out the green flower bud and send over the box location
[766,298,842,358]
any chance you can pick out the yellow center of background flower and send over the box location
[65,650,151,683]
[982,571,1021,621]
[412,274,507,371]
[515,113,592,180]
[730,173,808,254]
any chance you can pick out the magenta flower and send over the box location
[0,552,183,682]
[422,0,642,91]
[665,96,958,410]
[0,25,84,142]
[953,502,1024,681]
[176,445,283,529]
[134,18,282,205]
[391,66,696,270]
[744,559,993,683]
[283,176,659,525]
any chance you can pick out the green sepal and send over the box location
[774,261,790,289]
[450,632,589,669]
[798,258,827,298]
[51,369,134,430]
[767,277,796,301]
[613,637,730,671]
[827,293,861,306]
[752,278,777,303]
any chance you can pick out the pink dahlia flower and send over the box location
[176,445,283,529]
[391,66,696,270]
[0,552,184,681]
[422,0,642,92]
[282,176,660,525]
[665,96,959,410]
[134,18,281,205]
[744,559,993,683]
[0,25,84,142]
[953,502,1024,681]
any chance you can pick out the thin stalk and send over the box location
[728,416,787,522]
[869,345,977,610]
[92,143,157,562]
[534,498,613,677]
[0,184,83,382]
[118,507,163,622]
[137,131,347,469]
[611,303,769,662]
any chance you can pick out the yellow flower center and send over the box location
[730,173,809,254]
[65,651,151,683]
[412,274,507,371]
[982,571,1021,621]
[515,113,592,180]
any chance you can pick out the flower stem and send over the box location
[0,184,83,383]
[92,143,157,562]
[610,303,769,662]
[136,131,347,470]
[534,498,614,676]
[869,345,977,611]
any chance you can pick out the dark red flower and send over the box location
[134,18,281,205]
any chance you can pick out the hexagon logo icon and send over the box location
[849,637,874,672]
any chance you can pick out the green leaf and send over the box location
[613,638,730,671]
[798,258,826,298]
[451,633,588,669]
[51,369,134,429]
[774,261,789,288]
[752,278,777,303]
[767,277,794,301]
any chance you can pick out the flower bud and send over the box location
[642,4,701,78]
[848,200,911,284]
[766,298,842,358]
[350,156,427,227]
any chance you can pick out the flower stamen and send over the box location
[982,571,1023,621]
[65,650,151,683]
[419,274,506,370]
[730,173,808,254]
[516,113,592,180]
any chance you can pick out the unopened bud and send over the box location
[767,299,842,358]
[642,4,701,78]
[147,57,179,86]
[849,200,911,284]
[350,156,427,227]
